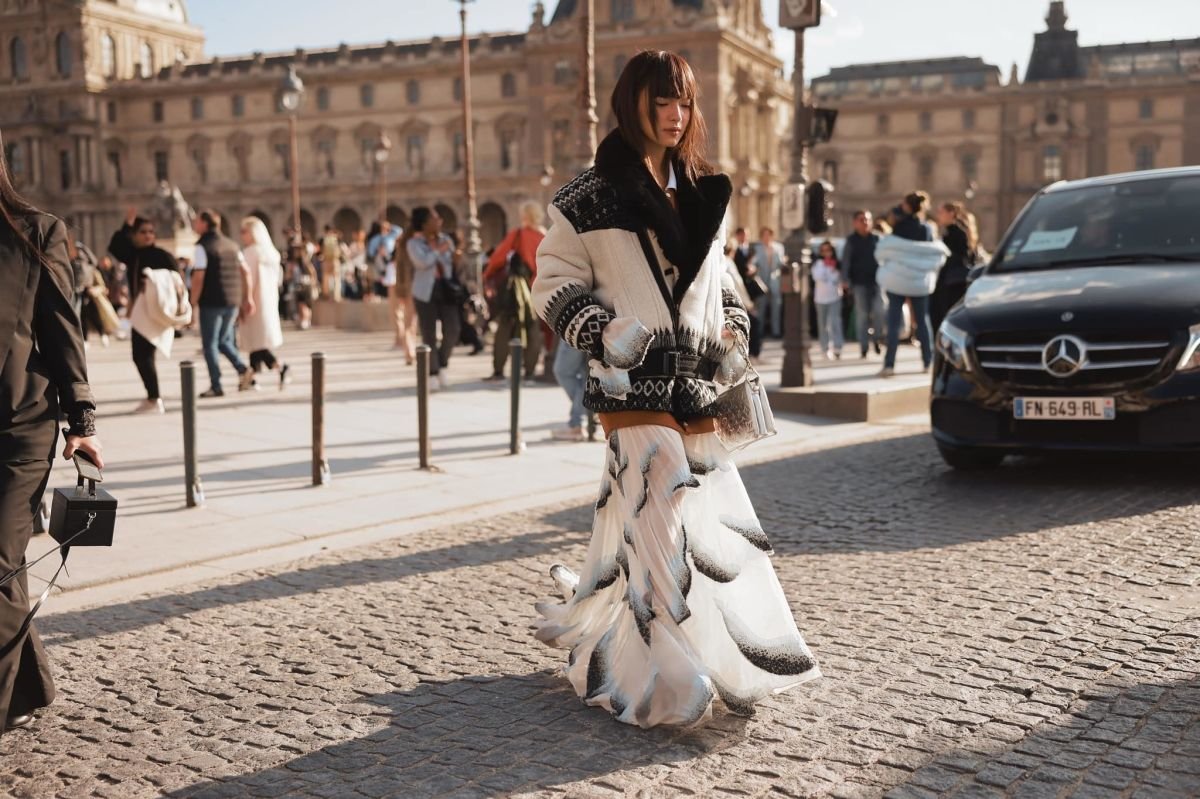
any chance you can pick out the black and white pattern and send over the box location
[535,427,820,728]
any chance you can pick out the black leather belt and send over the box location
[630,350,718,380]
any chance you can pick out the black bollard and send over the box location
[510,337,524,455]
[587,410,598,442]
[312,352,330,486]
[416,344,432,469]
[180,361,204,507]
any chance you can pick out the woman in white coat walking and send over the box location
[238,217,289,388]
[531,50,819,728]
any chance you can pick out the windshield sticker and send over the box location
[1004,240,1023,260]
[1021,227,1078,253]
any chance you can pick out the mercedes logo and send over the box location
[1042,335,1087,377]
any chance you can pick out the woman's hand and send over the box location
[63,435,104,470]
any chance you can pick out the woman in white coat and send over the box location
[531,51,819,728]
[238,217,289,388]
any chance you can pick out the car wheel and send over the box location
[937,442,1005,470]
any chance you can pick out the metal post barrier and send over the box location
[312,352,330,486]
[509,337,524,455]
[416,344,432,469]
[180,361,204,507]
[586,410,598,442]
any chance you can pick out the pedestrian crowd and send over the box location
[723,192,983,377]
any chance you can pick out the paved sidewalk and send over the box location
[28,327,920,608]
[3,426,1197,797]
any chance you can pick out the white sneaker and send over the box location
[550,564,579,600]
[878,367,895,378]
[436,372,449,391]
[135,398,165,414]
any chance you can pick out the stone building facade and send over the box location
[809,1,1200,247]
[0,0,792,253]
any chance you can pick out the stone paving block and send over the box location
[4,431,1199,798]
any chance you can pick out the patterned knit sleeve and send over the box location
[720,263,751,343]
[532,203,613,360]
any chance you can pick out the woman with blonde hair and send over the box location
[930,201,980,333]
[483,200,546,382]
[238,216,289,388]
[531,50,819,727]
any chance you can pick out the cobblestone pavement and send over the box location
[2,427,1198,798]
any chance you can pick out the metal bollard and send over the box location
[416,344,432,469]
[509,337,524,455]
[587,410,598,442]
[312,352,330,486]
[181,361,204,507]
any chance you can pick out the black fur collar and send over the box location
[593,130,731,301]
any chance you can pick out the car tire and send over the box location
[937,442,1005,470]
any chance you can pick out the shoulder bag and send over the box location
[712,337,777,452]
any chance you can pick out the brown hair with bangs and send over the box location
[611,50,711,182]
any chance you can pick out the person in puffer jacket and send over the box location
[876,191,949,376]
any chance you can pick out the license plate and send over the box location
[1013,397,1115,420]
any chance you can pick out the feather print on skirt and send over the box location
[535,425,820,727]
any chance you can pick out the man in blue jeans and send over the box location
[841,210,885,358]
[551,343,587,441]
[189,210,255,397]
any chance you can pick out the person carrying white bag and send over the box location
[129,266,193,413]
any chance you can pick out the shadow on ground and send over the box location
[38,432,1200,646]
[159,672,747,799]
[883,674,1200,798]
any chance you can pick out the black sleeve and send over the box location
[108,223,136,267]
[35,219,96,437]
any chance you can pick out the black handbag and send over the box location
[744,273,768,301]
[432,275,469,307]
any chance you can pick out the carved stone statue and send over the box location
[151,181,194,233]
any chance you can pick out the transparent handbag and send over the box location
[712,341,777,452]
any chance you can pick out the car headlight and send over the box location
[936,319,971,372]
[1177,323,1200,372]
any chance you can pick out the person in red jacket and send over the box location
[483,201,546,382]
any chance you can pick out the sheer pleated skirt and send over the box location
[535,425,820,728]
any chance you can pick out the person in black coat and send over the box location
[108,207,179,412]
[930,201,979,333]
[0,138,103,736]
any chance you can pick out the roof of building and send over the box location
[171,33,527,80]
[813,57,999,84]
[551,0,701,23]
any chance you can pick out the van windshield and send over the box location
[994,174,1200,271]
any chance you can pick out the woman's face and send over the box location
[936,206,954,228]
[239,226,254,246]
[423,212,442,236]
[638,91,691,151]
[820,244,835,261]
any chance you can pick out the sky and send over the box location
[191,0,1200,82]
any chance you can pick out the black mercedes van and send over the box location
[931,167,1200,469]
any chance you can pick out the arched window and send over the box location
[55,32,72,78]
[139,42,154,78]
[10,37,28,80]
[101,34,116,78]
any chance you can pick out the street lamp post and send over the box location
[453,0,484,287]
[779,3,822,388]
[374,132,392,221]
[279,64,305,244]
[576,0,598,168]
